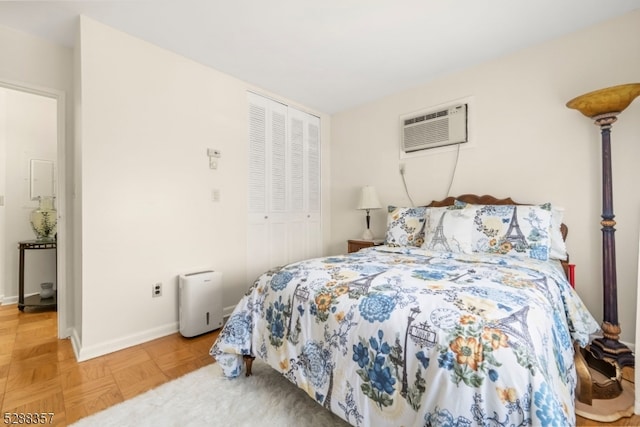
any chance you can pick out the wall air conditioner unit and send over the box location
[402,103,468,152]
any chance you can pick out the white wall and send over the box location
[1,88,57,301]
[76,17,331,359]
[331,10,640,344]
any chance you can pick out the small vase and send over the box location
[30,196,57,241]
[40,282,55,299]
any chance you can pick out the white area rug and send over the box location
[71,360,350,427]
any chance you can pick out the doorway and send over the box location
[0,82,67,339]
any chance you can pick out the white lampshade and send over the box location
[357,186,381,240]
[357,186,381,210]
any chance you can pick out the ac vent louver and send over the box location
[402,104,467,152]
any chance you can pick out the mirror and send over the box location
[30,159,55,200]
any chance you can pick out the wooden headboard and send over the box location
[426,194,572,280]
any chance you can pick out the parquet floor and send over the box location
[0,303,638,426]
[0,304,217,426]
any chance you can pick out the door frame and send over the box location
[1,79,68,339]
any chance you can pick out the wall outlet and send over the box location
[152,282,162,297]
[399,163,406,175]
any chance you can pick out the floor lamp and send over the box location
[567,83,640,367]
[567,83,640,421]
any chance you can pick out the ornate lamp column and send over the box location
[567,83,640,369]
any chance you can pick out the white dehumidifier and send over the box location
[179,270,223,337]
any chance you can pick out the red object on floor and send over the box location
[568,264,575,288]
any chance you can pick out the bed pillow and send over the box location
[421,205,474,253]
[546,204,568,261]
[455,200,567,260]
[467,204,553,261]
[385,206,427,247]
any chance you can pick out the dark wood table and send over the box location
[18,240,57,311]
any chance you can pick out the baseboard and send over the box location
[1,293,44,306]
[0,301,234,362]
[626,341,636,353]
[223,304,236,319]
[1,295,18,305]
[76,322,179,362]
[69,327,82,361]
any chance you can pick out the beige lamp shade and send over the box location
[357,186,381,210]
[357,186,381,240]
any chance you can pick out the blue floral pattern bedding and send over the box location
[210,246,599,427]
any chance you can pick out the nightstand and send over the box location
[347,239,384,253]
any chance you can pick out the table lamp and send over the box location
[357,185,381,240]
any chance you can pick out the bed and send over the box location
[210,194,599,426]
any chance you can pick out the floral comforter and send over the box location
[210,246,599,427]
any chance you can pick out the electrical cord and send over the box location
[400,142,462,205]
[445,143,461,198]
[399,166,415,207]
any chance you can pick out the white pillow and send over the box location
[549,205,568,261]
[421,206,474,253]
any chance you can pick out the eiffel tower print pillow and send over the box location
[455,200,567,261]
[469,204,553,261]
[421,206,475,253]
[384,206,427,247]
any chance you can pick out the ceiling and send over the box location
[0,1,638,113]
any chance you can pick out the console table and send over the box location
[18,240,57,311]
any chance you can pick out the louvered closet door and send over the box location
[247,93,322,283]
[306,115,322,257]
[247,94,290,282]
[289,107,321,262]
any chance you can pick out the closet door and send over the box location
[305,115,322,258]
[247,94,289,282]
[289,107,321,262]
[247,93,322,282]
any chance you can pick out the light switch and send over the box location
[212,189,220,202]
